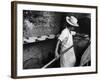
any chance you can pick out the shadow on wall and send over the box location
[78,17,91,37]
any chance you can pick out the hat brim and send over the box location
[66,17,79,27]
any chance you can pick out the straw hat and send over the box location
[66,16,79,27]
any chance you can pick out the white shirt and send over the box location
[58,28,74,48]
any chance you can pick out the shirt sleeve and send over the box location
[58,28,69,41]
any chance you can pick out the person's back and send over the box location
[80,44,91,66]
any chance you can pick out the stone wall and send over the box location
[23,10,62,38]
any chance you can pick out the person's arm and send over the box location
[55,39,61,58]
[71,31,76,36]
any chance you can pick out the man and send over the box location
[55,16,79,67]
[78,17,91,66]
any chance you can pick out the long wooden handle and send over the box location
[42,58,57,69]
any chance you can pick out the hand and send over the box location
[55,51,60,59]
[71,31,76,35]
